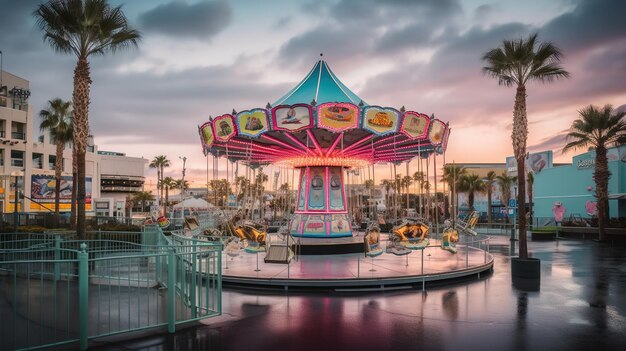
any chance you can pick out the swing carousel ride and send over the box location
[198,58,449,241]
[195,57,493,289]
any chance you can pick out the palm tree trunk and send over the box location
[164,187,169,218]
[513,85,528,258]
[54,141,63,228]
[70,146,77,229]
[73,57,91,240]
[594,146,609,241]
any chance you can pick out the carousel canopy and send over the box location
[198,59,450,169]
[273,59,366,106]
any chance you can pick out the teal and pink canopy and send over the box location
[198,59,450,168]
[198,59,450,237]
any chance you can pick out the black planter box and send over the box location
[511,257,541,279]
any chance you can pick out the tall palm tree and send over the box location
[441,165,466,219]
[482,33,569,258]
[526,172,535,229]
[160,177,177,218]
[39,98,73,227]
[485,171,497,223]
[458,173,487,212]
[149,155,170,210]
[563,104,626,241]
[35,0,140,239]
[402,175,413,210]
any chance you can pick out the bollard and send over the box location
[78,243,89,350]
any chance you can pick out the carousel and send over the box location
[196,57,493,289]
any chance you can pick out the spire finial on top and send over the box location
[320,53,323,57]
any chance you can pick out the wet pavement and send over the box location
[90,237,626,351]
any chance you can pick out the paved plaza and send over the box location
[88,236,626,351]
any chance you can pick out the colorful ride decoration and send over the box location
[226,216,267,253]
[364,224,384,257]
[391,219,430,250]
[197,59,451,238]
[441,211,479,254]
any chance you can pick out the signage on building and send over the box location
[506,151,553,176]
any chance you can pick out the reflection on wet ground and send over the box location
[92,237,626,351]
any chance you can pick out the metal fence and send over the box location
[0,226,222,350]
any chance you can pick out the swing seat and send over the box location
[365,243,384,257]
[401,237,429,250]
[441,241,457,254]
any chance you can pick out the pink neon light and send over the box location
[284,132,317,155]
[341,167,347,212]
[294,210,348,214]
[326,221,330,236]
[296,169,304,211]
[340,134,373,153]
[325,133,343,156]
[304,167,310,211]
[261,134,305,154]
[325,166,330,212]
[306,129,324,156]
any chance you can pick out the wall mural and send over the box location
[30,175,92,211]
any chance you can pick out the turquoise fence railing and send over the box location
[0,227,222,350]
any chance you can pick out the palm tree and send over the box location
[381,179,393,217]
[458,173,487,212]
[35,0,140,239]
[422,181,431,220]
[413,171,424,217]
[160,177,177,218]
[132,191,155,212]
[402,175,413,210]
[150,155,170,211]
[485,171,497,223]
[563,104,626,241]
[482,33,569,258]
[497,172,517,222]
[39,98,73,227]
[441,165,466,219]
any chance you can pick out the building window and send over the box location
[0,149,4,166]
[32,153,43,169]
[11,122,26,140]
[48,155,56,170]
[11,150,24,167]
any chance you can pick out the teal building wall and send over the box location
[534,145,626,221]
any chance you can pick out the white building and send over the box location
[1,69,146,218]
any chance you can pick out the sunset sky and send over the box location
[1,0,625,191]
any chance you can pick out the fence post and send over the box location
[54,235,61,281]
[191,240,197,319]
[167,247,176,333]
[78,243,89,350]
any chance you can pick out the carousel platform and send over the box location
[221,236,494,291]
